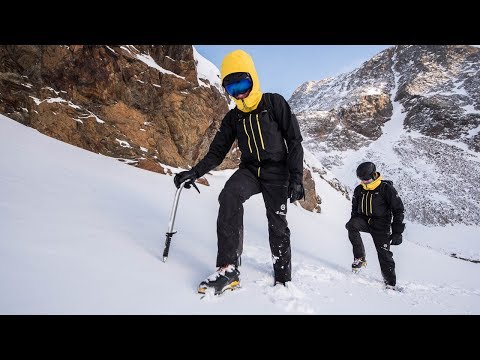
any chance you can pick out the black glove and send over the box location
[174,169,198,189]
[288,182,305,203]
[390,233,403,245]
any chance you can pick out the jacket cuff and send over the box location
[289,172,303,184]
[391,222,405,234]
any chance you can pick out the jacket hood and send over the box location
[221,49,262,112]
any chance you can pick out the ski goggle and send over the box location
[358,174,372,181]
[358,171,377,182]
[360,178,373,183]
[224,77,253,97]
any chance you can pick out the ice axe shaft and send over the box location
[163,179,199,262]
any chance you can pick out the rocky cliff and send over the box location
[0,45,239,174]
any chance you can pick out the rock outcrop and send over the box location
[0,45,236,173]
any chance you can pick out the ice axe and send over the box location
[163,178,200,262]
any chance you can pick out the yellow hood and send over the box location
[221,49,262,112]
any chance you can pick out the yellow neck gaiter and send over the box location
[361,175,382,190]
[221,49,263,113]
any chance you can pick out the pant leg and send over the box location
[371,231,396,286]
[216,168,261,267]
[261,181,291,283]
[346,217,369,259]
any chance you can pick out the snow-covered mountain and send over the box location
[289,45,480,226]
[2,114,480,314]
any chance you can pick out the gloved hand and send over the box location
[174,169,198,189]
[390,233,403,245]
[288,182,305,203]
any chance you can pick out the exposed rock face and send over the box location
[0,45,236,172]
[296,166,321,213]
[290,45,480,225]
[0,45,319,212]
[291,45,479,156]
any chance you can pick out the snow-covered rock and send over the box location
[290,45,480,226]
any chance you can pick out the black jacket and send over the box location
[351,180,405,234]
[193,93,304,183]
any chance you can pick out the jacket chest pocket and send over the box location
[358,191,375,216]
[358,191,387,217]
[236,118,253,155]
[257,110,284,152]
[372,192,388,217]
[236,112,271,155]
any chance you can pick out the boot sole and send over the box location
[351,263,367,273]
[198,280,241,295]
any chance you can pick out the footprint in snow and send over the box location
[256,275,314,314]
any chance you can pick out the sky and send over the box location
[194,45,392,100]
[2,114,479,315]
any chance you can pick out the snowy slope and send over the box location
[1,114,479,314]
[193,45,223,94]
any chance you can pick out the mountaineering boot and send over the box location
[351,256,367,273]
[384,283,403,292]
[198,264,240,295]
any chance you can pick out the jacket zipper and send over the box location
[361,193,365,214]
[241,99,247,111]
[249,114,261,177]
[362,191,374,216]
[256,113,265,150]
[369,192,373,216]
[242,119,252,153]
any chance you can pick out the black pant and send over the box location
[346,217,396,286]
[216,167,291,283]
